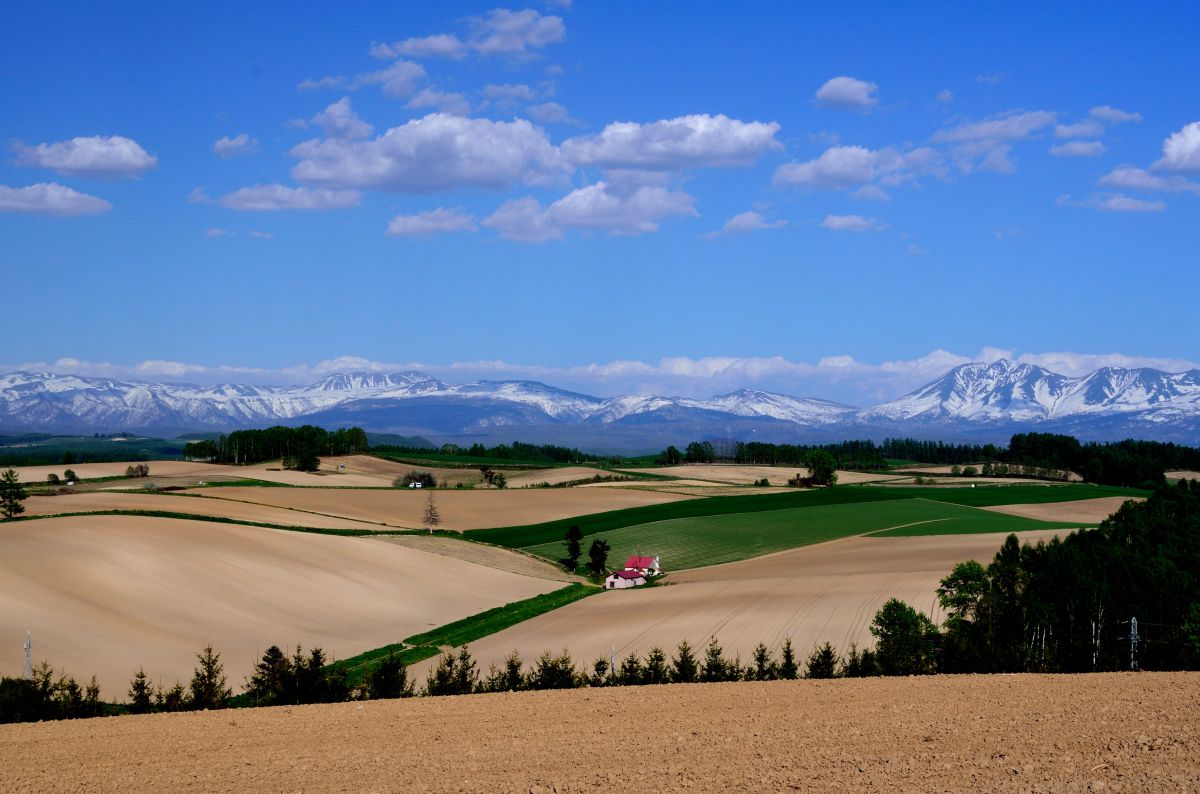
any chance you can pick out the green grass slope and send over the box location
[474,483,1144,550]
[522,498,1086,572]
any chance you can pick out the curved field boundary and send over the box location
[8,509,396,537]
[520,498,1085,571]
[471,483,1146,549]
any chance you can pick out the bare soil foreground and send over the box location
[2,673,1196,792]
[180,486,697,530]
[415,530,1065,677]
[984,495,1141,524]
[0,516,562,691]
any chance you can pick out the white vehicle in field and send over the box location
[409,482,423,489]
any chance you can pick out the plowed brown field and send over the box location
[2,673,1196,792]
[983,495,1141,524]
[0,516,564,691]
[419,530,1064,677]
[21,492,392,530]
[180,485,698,530]
[623,463,903,485]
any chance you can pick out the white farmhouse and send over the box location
[605,570,647,589]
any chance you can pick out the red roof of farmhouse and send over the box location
[609,570,645,580]
[625,556,656,569]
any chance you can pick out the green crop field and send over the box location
[522,497,1090,572]
[473,482,1144,550]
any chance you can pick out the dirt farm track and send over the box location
[2,672,1197,792]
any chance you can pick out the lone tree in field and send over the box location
[423,491,441,534]
[805,450,838,486]
[1,468,27,520]
[586,538,611,577]
[561,525,583,572]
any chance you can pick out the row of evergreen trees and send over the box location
[374,441,594,464]
[182,426,368,466]
[937,479,1200,673]
[662,433,1199,488]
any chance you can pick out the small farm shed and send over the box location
[605,570,647,589]
[624,555,662,577]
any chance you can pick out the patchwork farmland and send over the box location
[0,456,1143,691]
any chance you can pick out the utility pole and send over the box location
[1129,617,1139,671]
[23,630,32,679]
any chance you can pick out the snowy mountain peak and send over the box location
[310,371,444,393]
[0,360,1197,442]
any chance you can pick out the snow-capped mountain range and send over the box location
[1,359,1198,445]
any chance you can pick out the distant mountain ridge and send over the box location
[1,359,1197,446]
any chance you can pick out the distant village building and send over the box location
[605,570,647,589]
[624,555,662,577]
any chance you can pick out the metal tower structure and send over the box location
[23,631,32,679]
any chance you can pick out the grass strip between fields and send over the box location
[327,584,599,686]
[9,509,396,536]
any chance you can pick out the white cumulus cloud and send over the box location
[14,135,157,178]
[217,184,362,211]
[1055,120,1104,138]
[387,207,477,236]
[406,88,471,116]
[212,133,258,158]
[482,83,536,101]
[369,9,565,61]
[1099,166,1200,193]
[1049,140,1106,157]
[290,114,565,192]
[484,181,697,242]
[814,76,878,110]
[1153,120,1200,173]
[468,8,565,55]
[370,34,467,60]
[1059,193,1166,213]
[821,214,884,232]
[299,60,426,98]
[721,210,787,234]
[527,102,576,125]
[0,182,112,215]
[933,109,1057,173]
[1089,105,1142,124]
[311,98,374,139]
[560,114,781,171]
[774,145,940,191]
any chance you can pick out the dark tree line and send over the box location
[937,479,1200,673]
[375,441,595,464]
[660,433,1198,488]
[183,426,368,466]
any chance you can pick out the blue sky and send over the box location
[2,1,1198,403]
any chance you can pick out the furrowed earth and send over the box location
[1,672,1196,792]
